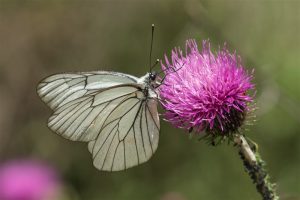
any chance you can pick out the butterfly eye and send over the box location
[150,72,157,81]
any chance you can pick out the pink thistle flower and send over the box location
[0,159,60,200]
[159,39,255,140]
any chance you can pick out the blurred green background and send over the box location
[0,0,299,199]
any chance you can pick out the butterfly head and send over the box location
[149,71,157,82]
[138,72,159,90]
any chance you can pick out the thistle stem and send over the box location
[233,135,279,200]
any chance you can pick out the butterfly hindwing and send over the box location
[90,98,159,171]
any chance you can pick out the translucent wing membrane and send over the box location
[89,98,159,171]
[37,71,160,171]
[47,86,139,141]
[37,71,138,110]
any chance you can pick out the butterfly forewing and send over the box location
[37,71,160,171]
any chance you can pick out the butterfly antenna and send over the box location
[149,24,155,72]
[151,59,160,69]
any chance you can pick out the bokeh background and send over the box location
[0,0,299,199]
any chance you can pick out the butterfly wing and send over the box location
[37,71,140,141]
[89,97,159,171]
[37,71,139,110]
[37,71,160,171]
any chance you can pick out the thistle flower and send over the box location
[159,39,254,141]
[159,39,279,199]
[0,159,60,200]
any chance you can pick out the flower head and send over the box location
[0,159,60,200]
[159,39,254,140]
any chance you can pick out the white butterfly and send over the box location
[37,71,160,171]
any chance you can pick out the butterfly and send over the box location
[37,25,164,171]
[37,70,160,171]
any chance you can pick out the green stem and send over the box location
[233,135,279,200]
